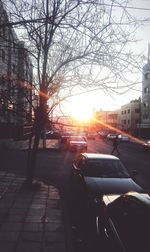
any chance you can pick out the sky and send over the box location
[62,0,150,119]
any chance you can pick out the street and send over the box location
[1,137,149,190]
[0,137,150,252]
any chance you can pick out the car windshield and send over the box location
[84,159,130,178]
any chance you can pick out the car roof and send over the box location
[81,153,119,160]
[126,192,150,207]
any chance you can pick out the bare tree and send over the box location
[2,0,146,185]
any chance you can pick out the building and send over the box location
[96,99,141,136]
[0,0,33,139]
[95,110,119,132]
[118,99,141,135]
[140,44,150,138]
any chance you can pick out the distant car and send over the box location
[87,132,96,140]
[98,131,108,139]
[107,133,117,140]
[71,153,143,200]
[67,136,87,152]
[142,140,150,150]
[41,131,61,139]
[96,192,150,252]
[61,132,74,143]
[118,134,130,142]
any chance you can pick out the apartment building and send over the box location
[118,99,141,135]
[0,1,33,138]
[140,44,150,137]
[96,99,141,136]
[95,110,119,132]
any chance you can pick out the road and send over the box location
[1,137,150,189]
[0,137,150,252]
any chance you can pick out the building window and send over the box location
[124,110,126,114]
[143,114,148,119]
[135,109,140,113]
[128,109,130,113]
[143,102,148,108]
[135,119,139,124]
[2,49,5,62]
[144,87,148,93]
[124,120,126,124]
[128,120,130,124]
[12,64,16,74]
[144,73,148,79]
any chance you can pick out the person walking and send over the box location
[111,134,120,155]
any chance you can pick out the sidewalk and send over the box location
[0,139,61,150]
[0,171,73,252]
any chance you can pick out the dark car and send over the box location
[142,140,150,150]
[96,192,150,252]
[71,153,142,197]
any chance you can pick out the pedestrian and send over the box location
[111,134,120,155]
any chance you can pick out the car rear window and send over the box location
[84,159,130,178]
[69,136,86,141]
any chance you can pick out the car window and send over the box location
[69,136,86,141]
[83,159,129,178]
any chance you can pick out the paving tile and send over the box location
[0,241,16,252]
[16,241,41,252]
[0,222,22,231]
[0,231,20,241]
[44,231,65,243]
[42,242,66,252]
[23,223,44,232]
[46,209,63,220]
[44,222,64,232]
[49,192,60,200]
[21,231,43,242]
[25,216,43,223]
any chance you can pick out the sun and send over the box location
[71,107,93,121]
[67,96,94,122]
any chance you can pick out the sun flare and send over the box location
[67,96,94,122]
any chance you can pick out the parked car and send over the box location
[61,131,74,143]
[142,140,150,150]
[96,192,150,252]
[71,153,143,203]
[118,134,130,142]
[98,131,108,139]
[107,133,118,140]
[87,132,96,140]
[67,136,87,152]
[41,131,61,139]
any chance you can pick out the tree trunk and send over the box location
[25,106,46,186]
